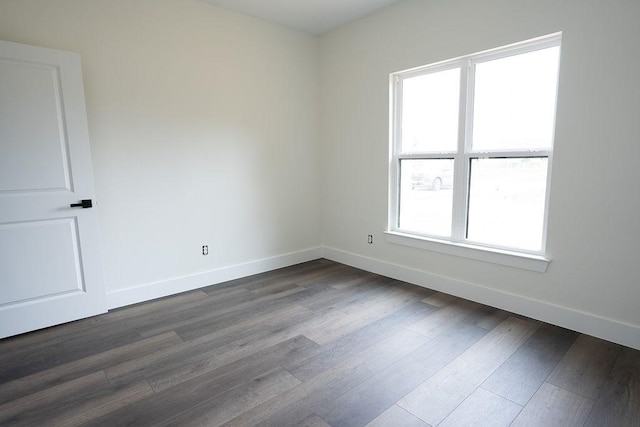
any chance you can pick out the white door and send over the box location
[0,40,106,339]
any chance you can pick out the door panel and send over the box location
[0,40,106,339]
[0,219,83,305]
[0,59,71,192]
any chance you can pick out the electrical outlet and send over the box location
[367,234,373,244]
[202,245,208,255]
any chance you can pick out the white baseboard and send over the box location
[105,244,639,350]
[106,247,324,309]
[323,247,640,350]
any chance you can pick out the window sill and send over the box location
[384,231,550,273]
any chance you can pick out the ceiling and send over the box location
[202,0,403,35]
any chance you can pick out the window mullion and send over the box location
[451,60,473,242]
[389,75,402,231]
[468,150,552,159]
[396,153,457,159]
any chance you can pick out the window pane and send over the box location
[401,68,460,153]
[472,47,560,151]
[399,159,454,237]
[467,158,548,251]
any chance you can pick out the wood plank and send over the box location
[176,300,314,345]
[295,264,370,289]
[585,347,640,426]
[171,289,313,341]
[329,271,382,290]
[511,382,593,426]
[144,329,318,393]
[0,290,204,352]
[317,323,487,427]
[201,259,337,293]
[298,414,332,427]
[46,379,153,427]
[547,334,621,399]
[0,371,108,424]
[366,405,430,427]
[286,301,435,381]
[473,306,512,330]
[103,304,319,383]
[0,331,182,405]
[139,284,302,338]
[0,328,145,384]
[221,261,353,294]
[390,281,435,300]
[397,316,538,426]
[94,289,234,338]
[3,290,219,361]
[81,290,216,342]
[299,275,395,312]
[406,298,483,339]
[159,367,301,426]
[326,278,403,313]
[113,308,317,391]
[224,329,430,426]
[482,323,578,405]
[438,387,522,427]
[0,287,210,379]
[0,371,153,427]
[250,278,306,295]
[294,284,371,313]
[90,336,317,426]
[421,291,458,308]
[303,290,427,345]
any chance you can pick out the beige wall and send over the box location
[320,0,640,344]
[0,0,321,294]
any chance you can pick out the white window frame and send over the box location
[386,34,561,272]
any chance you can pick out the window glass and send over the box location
[399,159,454,237]
[401,68,460,153]
[467,158,548,251]
[472,47,560,151]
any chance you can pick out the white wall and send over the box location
[320,0,640,348]
[1,0,638,348]
[0,0,322,304]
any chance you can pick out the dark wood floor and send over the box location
[1,259,639,426]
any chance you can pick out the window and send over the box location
[388,34,561,268]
